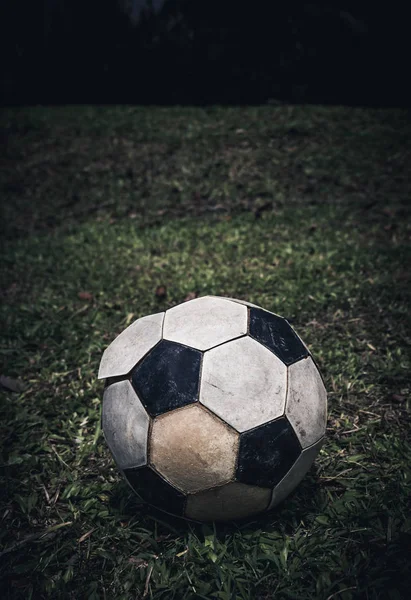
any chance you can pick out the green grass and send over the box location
[1,105,410,599]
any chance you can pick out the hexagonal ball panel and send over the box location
[269,437,324,509]
[102,380,150,470]
[249,308,309,366]
[131,340,202,417]
[163,296,247,351]
[185,482,272,521]
[236,417,302,487]
[98,312,164,379]
[200,336,287,433]
[150,404,239,494]
[286,357,327,448]
[124,466,186,517]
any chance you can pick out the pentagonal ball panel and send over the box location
[236,417,301,487]
[286,357,327,448]
[124,466,186,517]
[200,336,287,433]
[102,380,150,470]
[98,312,164,379]
[163,296,247,351]
[131,340,202,417]
[249,308,309,366]
[185,482,272,522]
[269,437,324,509]
[150,404,239,494]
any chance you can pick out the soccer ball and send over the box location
[98,296,327,521]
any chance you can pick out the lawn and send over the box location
[0,105,410,599]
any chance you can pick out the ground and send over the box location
[0,105,410,599]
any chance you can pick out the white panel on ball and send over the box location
[268,437,324,509]
[150,404,239,494]
[285,357,327,448]
[98,312,164,379]
[163,296,247,351]
[200,336,287,432]
[102,380,150,470]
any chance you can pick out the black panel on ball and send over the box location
[131,340,202,417]
[124,466,186,516]
[249,308,309,365]
[237,417,301,488]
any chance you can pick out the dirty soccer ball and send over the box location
[98,296,327,521]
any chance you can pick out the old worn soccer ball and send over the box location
[98,296,327,521]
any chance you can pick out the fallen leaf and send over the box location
[129,557,148,568]
[155,285,167,299]
[0,375,26,393]
[391,394,406,403]
[78,291,93,301]
[184,291,198,302]
[125,313,135,326]
[78,529,95,544]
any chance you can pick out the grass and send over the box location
[1,105,410,599]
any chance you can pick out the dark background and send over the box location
[0,0,409,106]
